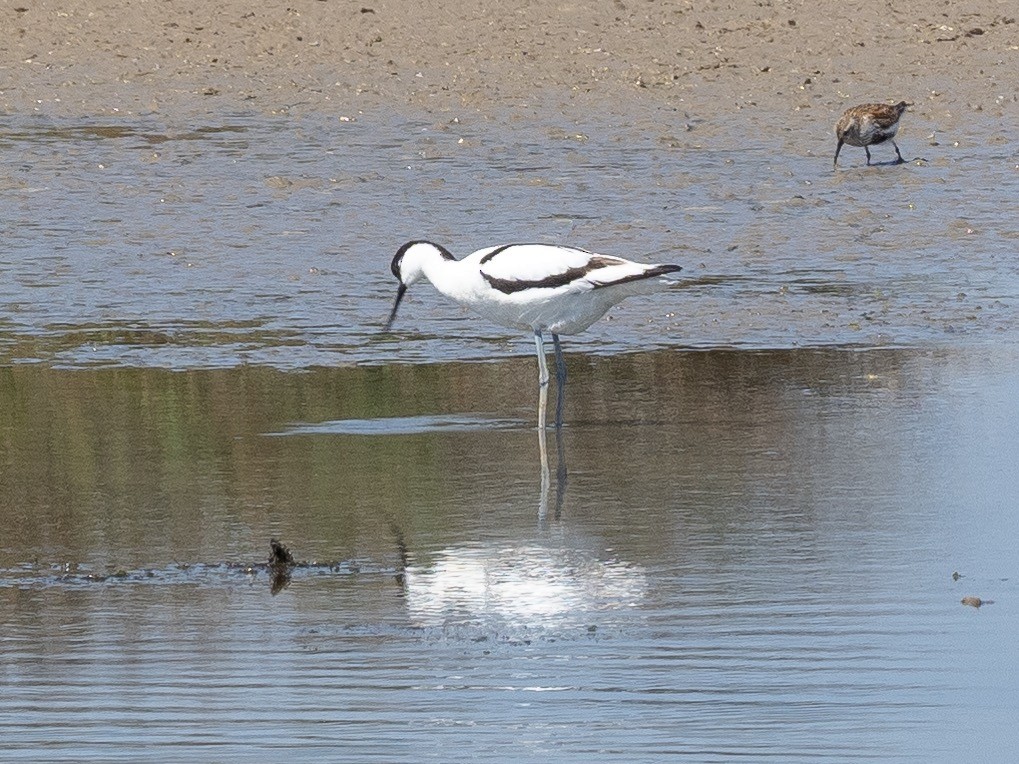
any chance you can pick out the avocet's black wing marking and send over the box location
[588,263,683,289]
[478,244,644,295]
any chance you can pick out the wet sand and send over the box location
[4,0,1016,130]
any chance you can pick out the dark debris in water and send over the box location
[3,540,382,594]
[267,538,296,595]
[269,538,296,567]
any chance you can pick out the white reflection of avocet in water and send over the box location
[402,544,647,630]
[392,378,647,631]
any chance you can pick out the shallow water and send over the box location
[2,109,1018,761]
[1,109,1018,369]
[3,349,1018,762]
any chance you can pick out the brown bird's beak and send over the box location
[383,283,407,332]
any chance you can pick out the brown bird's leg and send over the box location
[865,146,872,165]
[892,140,905,164]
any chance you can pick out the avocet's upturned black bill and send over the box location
[384,240,682,423]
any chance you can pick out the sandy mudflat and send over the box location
[2,0,1016,128]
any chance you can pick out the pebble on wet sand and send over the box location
[961,595,989,608]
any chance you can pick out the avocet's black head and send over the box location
[384,240,455,332]
[390,241,414,281]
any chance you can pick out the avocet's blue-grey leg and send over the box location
[534,328,550,436]
[535,329,552,514]
[537,382,551,519]
[552,333,567,430]
[533,329,549,388]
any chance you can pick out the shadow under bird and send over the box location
[834,101,910,167]
[383,240,682,424]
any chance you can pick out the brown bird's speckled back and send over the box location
[834,101,910,167]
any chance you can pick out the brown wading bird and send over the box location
[834,101,910,167]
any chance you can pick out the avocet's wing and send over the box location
[476,244,678,294]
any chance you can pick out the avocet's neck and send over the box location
[387,240,471,332]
